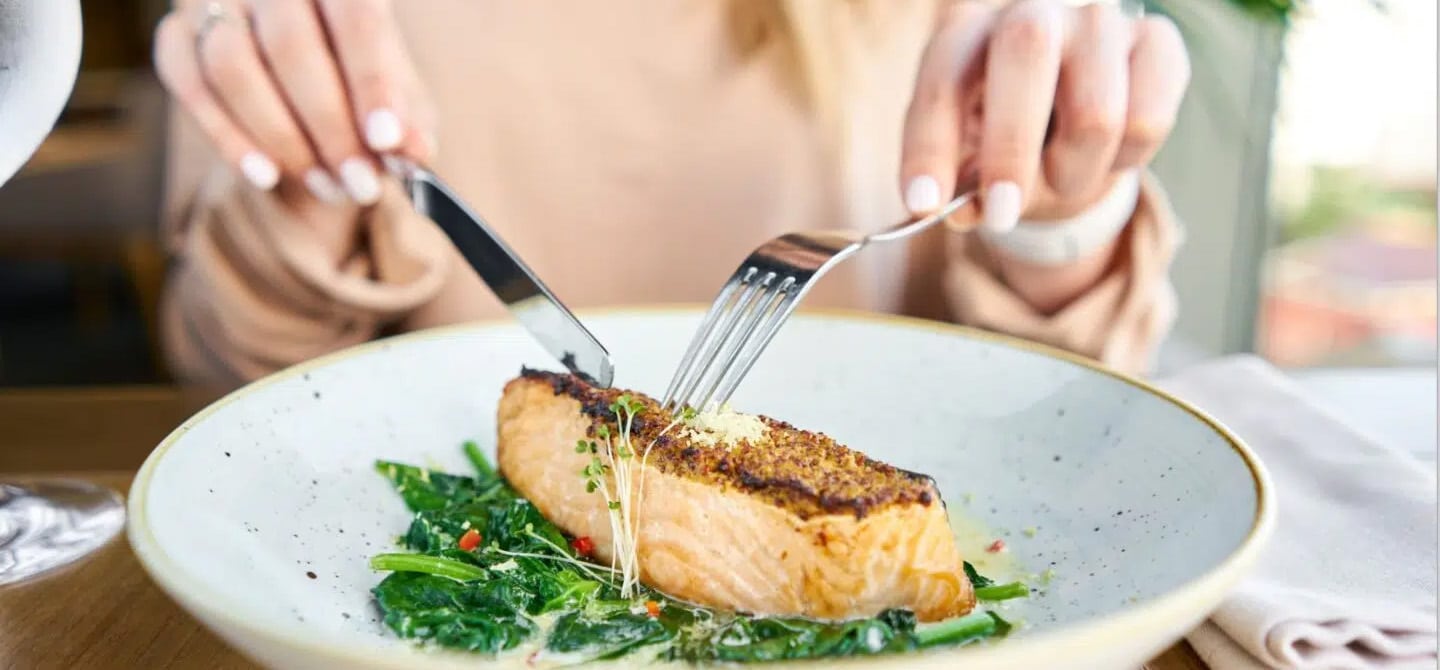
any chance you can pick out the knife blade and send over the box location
[388,158,615,387]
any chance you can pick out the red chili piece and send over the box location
[458,528,482,551]
[571,536,595,557]
[986,538,1006,553]
[645,600,661,618]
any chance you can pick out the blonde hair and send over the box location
[727,1,852,123]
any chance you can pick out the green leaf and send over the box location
[667,609,918,662]
[988,611,1014,637]
[482,498,569,555]
[538,578,602,614]
[402,501,498,553]
[546,610,671,660]
[963,561,995,589]
[372,572,535,654]
[375,461,485,512]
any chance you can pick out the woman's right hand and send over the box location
[154,0,434,206]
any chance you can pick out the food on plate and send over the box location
[498,369,974,621]
[367,369,1027,664]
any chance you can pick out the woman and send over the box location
[154,0,1188,387]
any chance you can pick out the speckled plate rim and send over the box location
[128,306,1276,669]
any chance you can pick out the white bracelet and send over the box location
[978,171,1142,266]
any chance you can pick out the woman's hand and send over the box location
[155,0,434,206]
[900,0,1189,232]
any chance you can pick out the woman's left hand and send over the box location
[899,0,1190,232]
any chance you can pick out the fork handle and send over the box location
[865,176,982,244]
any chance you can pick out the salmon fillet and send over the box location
[496,369,975,622]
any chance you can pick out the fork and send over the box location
[661,183,981,413]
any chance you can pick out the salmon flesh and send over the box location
[496,369,975,622]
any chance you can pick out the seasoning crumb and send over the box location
[305,571,317,579]
[1022,526,1038,538]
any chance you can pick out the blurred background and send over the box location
[0,0,1434,386]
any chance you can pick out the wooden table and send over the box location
[0,387,1207,669]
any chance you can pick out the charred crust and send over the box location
[895,466,934,483]
[515,369,939,520]
[520,367,586,397]
[557,353,600,386]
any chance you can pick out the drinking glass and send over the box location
[0,481,125,585]
[0,0,102,585]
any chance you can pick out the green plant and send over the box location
[1213,0,1300,23]
[1280,167,1438,244]
[1147,0,1384,24]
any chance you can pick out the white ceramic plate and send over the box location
[129,309,1274,669]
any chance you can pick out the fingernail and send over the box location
[365,109,404,152]
[904,175,942,214]
[304,168,348,205]
[239,152,279,190]
[339,158,382,205]
[983,181,1022,234]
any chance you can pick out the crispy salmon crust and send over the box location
[496,370,975,621]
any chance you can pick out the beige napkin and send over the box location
[1159,356,1437,670]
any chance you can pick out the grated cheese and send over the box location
[682,404,769,448]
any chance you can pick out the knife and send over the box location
[387,158,615,387]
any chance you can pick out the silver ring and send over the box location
[195,1,229,49]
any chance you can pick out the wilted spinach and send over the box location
[369,445,1018,663]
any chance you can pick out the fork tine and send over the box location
[710,282,800,407]
[690,275,790,411]
[666,269,766,411]
[661,273,745,407]
[673,271,775,411]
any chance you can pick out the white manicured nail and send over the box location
[339,158,381,205]
[904,175,942,214]
[983,181,1022,234]
[365,109,404,151]
[239,152,279,190]
[304,168,347,204]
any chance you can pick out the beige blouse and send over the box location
[160,0,1180,388]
